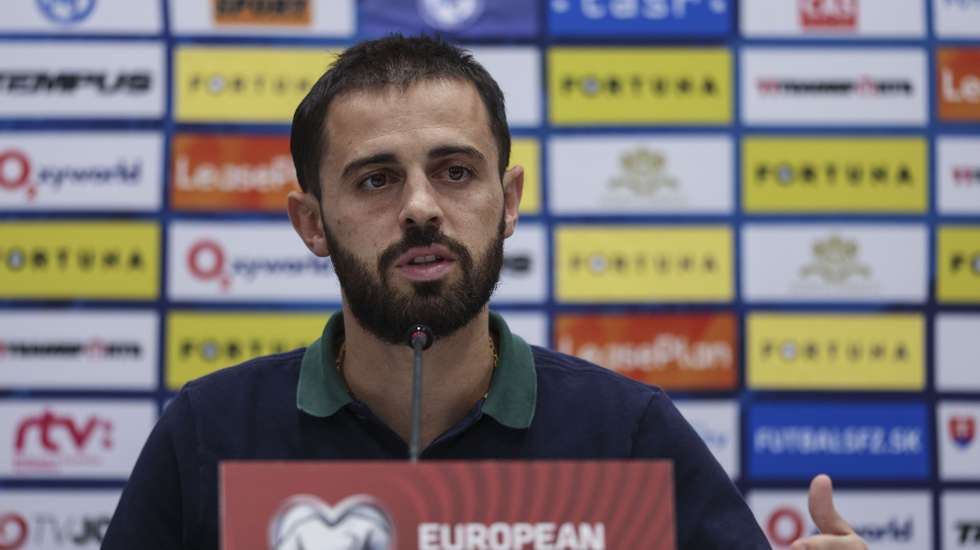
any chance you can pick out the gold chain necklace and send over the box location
[335,335,498,399]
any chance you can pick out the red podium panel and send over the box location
[221,460,675,550]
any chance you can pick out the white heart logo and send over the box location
[267,494,395,550]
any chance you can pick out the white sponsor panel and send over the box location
[938,401,980,481]
[942,491,980,550]
[742,224,927,302]
[498,311,548,348]
[750,491,932,550]
[937,136,980,214]
[936,314,980,391]
[0,132,162,211]
[168,221,342,302]
[0,400,155,479]
[495,223,547,302]
[0,42,165,119]
[169,0,354,37]
[0,310,157,390]
[741,48,928,126]
[1,0,161,33]
[0,489,121,550]
[547,135,733,214]
[675,400,739,479]
[741,0,924,37]
[470,47,541,128]
[934,0,980,38]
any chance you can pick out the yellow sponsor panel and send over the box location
[743,137,928,212]
[511,138,540,214]
[0,221,159,299]
[937,226,980,303]
[548,48,732,125]
[166,311,329,389]
[747,314,924,390]
[175,47,339,123]
[555,226,732,302]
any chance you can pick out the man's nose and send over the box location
[398,169,443,230]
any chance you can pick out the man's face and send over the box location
[312,78,521,344]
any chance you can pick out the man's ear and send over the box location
[287,190,330,257]
[502,165,524,238]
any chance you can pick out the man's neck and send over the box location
[338,305,496,451]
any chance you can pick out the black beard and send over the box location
[323,218,504,346]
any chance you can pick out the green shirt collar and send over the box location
[296,311,536,429]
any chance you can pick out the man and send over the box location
[103,35,867,549]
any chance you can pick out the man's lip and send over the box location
[394,245,456,267]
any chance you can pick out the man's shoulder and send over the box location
[180,347,306,404]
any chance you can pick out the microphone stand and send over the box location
[407,325,433,463]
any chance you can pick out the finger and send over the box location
[807,474,854,536]
[790,533,868,550]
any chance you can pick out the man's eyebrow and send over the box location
[428,145,486,163]
[341,152,398,180]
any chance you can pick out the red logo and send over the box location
[953,166,980,186]
[0,513,28,550]
[949,415,976,448]
[767,506,805,547]
[0,150,37,201]
[799,0,858,30]
[187,239,231,290]
[13,410,113,471]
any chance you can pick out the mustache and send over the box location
[377,224,472,275]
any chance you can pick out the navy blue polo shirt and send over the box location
[103,312,768,549]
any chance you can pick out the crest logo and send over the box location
[607,148,678,199]
[418,0,485,31]
[949,415,976,448]
[268,495,394,550]
[36,0,97,24]
[799,235,870,284]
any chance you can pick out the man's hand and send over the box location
[790,474,868,550]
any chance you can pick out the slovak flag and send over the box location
[949,415,976,449]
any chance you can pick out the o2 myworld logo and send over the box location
[36,0,97,24]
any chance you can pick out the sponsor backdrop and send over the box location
[1,0,978,548]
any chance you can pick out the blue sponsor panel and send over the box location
[360,0,538,39]
[749,402,931,481]
[548,0,731,38]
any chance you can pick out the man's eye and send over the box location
[446,166,471,182]
[360,173,388,190]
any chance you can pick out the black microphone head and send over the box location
[407,324,434,350]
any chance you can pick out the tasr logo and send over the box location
[799,0,857,30]
[949,415,976,448]
[13,410,113,472]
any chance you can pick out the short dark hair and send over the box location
[290,34,511,202]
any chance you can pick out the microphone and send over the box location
[406,324,433,462]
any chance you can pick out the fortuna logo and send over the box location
[0,148,142,201]
[756,76,912,96]
[798,235,873,285]
[417,0,485,31]
[0,72,151,94]
[179,337,308,362]
[953,165,980,185]
[550,0,727,19]
[0,339,140,358]
[760,339,909,363]
[268,495,394,549]
[799,0,857,30]
[0,245,145,274]
[13,410,113,471]
[186,239,333,291]
[607,148,678,197]
[568,252,718,274]
[36,0,97,25]
[950,250,980,275]
[186,73,311,96]
[754,161,913,187]
[0,513,28,549]
[561,74,718,97]
[949,415,976,448]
